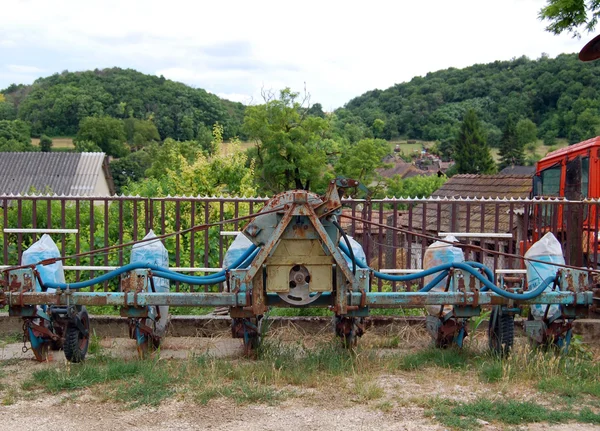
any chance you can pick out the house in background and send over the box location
[390,174,533,270]
[0,152,115,196]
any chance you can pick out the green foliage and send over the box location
[539,0,600,37]
[0,119,34,151]
[499,117,525,169]
[39,134,52,152]
[75,116,127,157]
[516,118,538,146]
[6,68,244,140]
[335,138,389,186]
[243,88,331,193]
[454,110,496,174]
[385,174,447,198]
[337,54,600,146]
[109,150,152,193]
[196,123,214,155]
[74,139,102,152]
[0,100,16,121]
[397,348,468,371]
[123,118,160,151]
[145,138,200,180]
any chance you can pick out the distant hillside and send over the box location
[0,68,245,140]
[338,53,600,146]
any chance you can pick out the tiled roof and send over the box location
[0,152,110,195]
[431,174,532,199]
[377,159,432,179]
[399,174,532,234]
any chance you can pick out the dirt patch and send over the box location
[1,336,600,431]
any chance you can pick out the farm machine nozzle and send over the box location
[1,179,599,362]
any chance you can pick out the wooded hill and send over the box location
[1,53,599,152]
[0,68,245,140]
[337,53,600,146]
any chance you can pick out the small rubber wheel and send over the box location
[64,307,90,363]
[488,306,514,356]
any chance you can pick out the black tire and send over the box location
[488,306,514,356]
[64,307,90,363]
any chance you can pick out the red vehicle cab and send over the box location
[532,136,600,264]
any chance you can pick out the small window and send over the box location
[581,157,589,198]
[541,165,561,196]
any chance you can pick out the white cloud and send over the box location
[6,64,44,74]
[0,0,588,107]
[215,92,254,104]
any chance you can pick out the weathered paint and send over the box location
[3,290,593,309]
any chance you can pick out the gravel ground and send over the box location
[1,336,600,431]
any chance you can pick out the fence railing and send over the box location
[1,194,597,292]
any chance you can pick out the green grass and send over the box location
[396,347,470,371]
[0,333,21,347]
[424,397,600,430]
[12,336,600,422]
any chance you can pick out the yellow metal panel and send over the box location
[266,239,333,293]
[306,265,332,292]
[266,265,291,292]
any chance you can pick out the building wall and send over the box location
[93,170,111,196]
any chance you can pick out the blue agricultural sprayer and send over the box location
[0,179,598,362]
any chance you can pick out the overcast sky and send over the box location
[0,0,588,109]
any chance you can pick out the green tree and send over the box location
[335,138,389,186]
[39,134,53,152]
[453,110,496,174]
[75,116,128,157]
[307,103,326,118]
[539,0,600,37]
[123,118,160,151]
[145,138,200,180]
[109,150,153,193]
[0,120,34,151]
[196,123,214,155]
[499,117,525,169]
[372,118,385,137]
[385,174,448,198]
[74,140,102,152]
[0,97,16,121]
[243,88,331,193]
[516,118,538,146]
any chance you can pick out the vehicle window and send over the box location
[541,165,561,196]
[581,157,589,198]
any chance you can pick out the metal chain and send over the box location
[21,321,29,353]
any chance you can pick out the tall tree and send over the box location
[335,138,389,187]
[499,117,525,169]
[0,120,34,151]
[75,116,128,157]
[453,110,496,174]
[243,88,330,193]
[39,134,53,152]
[123,118,160,151]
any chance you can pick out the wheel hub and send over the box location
[277,265,322,305]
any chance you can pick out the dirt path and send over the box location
[1,337,600,431]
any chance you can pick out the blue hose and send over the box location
[151,271,227,285]
[338,242,556,300]
[44,243,258,290]
[419,270,449,292]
